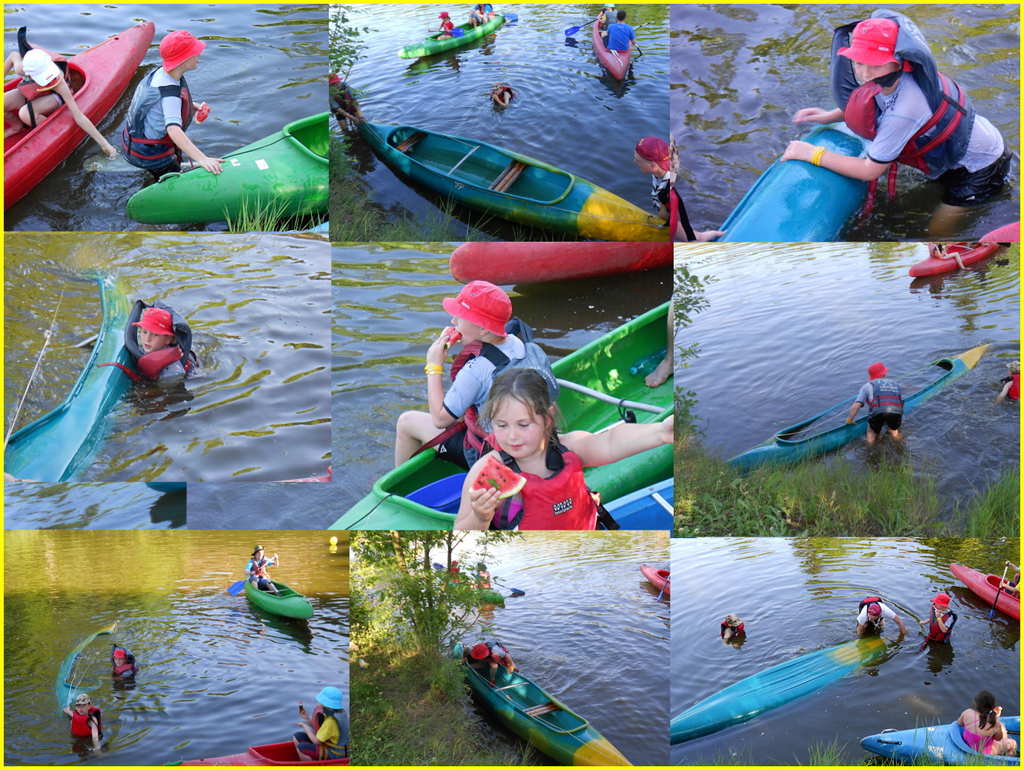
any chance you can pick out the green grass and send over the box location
[224,195,323,234]
[963,468,1020,537]
[803,739,844,765]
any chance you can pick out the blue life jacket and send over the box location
[121,69,194,170]
[866,378,903,416]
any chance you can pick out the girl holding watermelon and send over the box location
[454,368,673,530]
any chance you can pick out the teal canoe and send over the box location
[55,622,117,711]
[355,121,666,241]
[6,275,133,481]
[398,15,505,59]
[861,716,1020,765]
[330,303,673,530]
[729,344,990,472]
[671,636,887,744]
[126,113,328,225]
[452,643,632,765]
[243,580,313,620]
[718,124,868,242]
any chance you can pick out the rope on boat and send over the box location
[4,289,65,448]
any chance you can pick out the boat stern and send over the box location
[572,735,633,766]
[951,343,991,370]
[576,184,667,242]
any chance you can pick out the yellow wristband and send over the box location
[424,364,444,376]
[810,146,826,167]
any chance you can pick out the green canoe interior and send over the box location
[244,580,312,618]
[385,126,573,204]
[286,113,330,160]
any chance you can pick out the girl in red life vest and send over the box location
[918,592,957,642]
[63,693,102,751]
[3,46,117,156]
[996,361,1019,404]
[454,368,673,531]
[437,12,455,39]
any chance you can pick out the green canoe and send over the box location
[331,303,673,530]
[55,622,117,711]
[356,121,666,241]
[6,275,133,481]
[243,580,313,620]
[398,15,505,59]
[126,113,329,225]
[453,644,632,765]
[729,344,990,472]
[478,588,505,606]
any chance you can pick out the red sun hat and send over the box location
[838,18,901,67]
[635,136,671,172]
[133,307,174,336]
[160,30,206,72]
[442,281,511,337]
[867,362,888,380]
[470,643,490,660]
[439,11,450,18]
[932,592,951,607]
[112,648,127,658]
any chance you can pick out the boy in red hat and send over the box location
[633,136,722,242]
[122,29,222,178]
[782,10,1009,235]
[919,592,956,642]
[846,361,904,445]
[464,641,516,685]
[394,280,556,469]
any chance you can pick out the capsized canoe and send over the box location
[861,716,1020,766]
[717,124,868,242]
[950,563,1020,620]
[670,636,887,744]
[243,580,313,620]
[357,121,666,241]
[181,741,350,766]
[452,643,632,765]
[909,242,1003,277]
[5,22,155,208]
[728,344,990,472]
[639,564,670,596]
[449,241,672,284]
[398,14,505,59]
[126,113,328,225]
[146,482,186,494]
[605,477,673,530]
[55,622,117,711]
[331,303,673,530]
[981,222,1019,242]
[592,20,630,80]
[5,275,133,481]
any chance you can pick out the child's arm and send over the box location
[792,107,843,125]
[166,124,223,174]
[5,51,23,76]
[845,401,863,424]
[62,706,73,717]
[781,140,890,182]
[563,415,672,468]
[425,329,459,428]
[58,81,117,158]
[454,453,503,529]
[996,380,1012,404]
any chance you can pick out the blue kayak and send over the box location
[718,123,868,242]
[671,636,887,744]
[6,275,133,481]
[861,716,1020,766]
[605,477,673,530]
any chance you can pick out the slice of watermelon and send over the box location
[470,454,526,499]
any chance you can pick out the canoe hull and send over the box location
[718,124,868,242]
[449,242,672,284]
[331,303,673,530]
[909,242,1003,277]
[398,15,505,59]
[5,22,155,208]
[243,580,313,620]
[181,741,350,766]
[981,222,1019,242]
[126,113,329,224]
[861,716,1020,766]
[55,623,116,711]
[606,478,673,530]
[592,22,630,80]
[639,564,670,596]
[950,563,1020,620]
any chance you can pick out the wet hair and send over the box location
[1009,360,1020,374]
[973,690,998,729]
[482,368,559,438]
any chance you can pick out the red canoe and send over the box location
[640,564,670,596]
[592,20,630,80]
[980,222,1019,242]
[449,241,671,284]
[908,242,1003,277]
[950,563,1019,620]
[182,741,350,766]
[4,21,154,209]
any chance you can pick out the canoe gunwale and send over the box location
[280,112,331,164]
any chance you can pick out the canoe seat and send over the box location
[493,682,525,692]
[490,161,526,192]
[523,702,560,717]
[396,132,426,153]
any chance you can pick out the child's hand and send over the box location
[425,328,452,366]
[792,108,832,124]
[781,140,815,164]
[101,141,118,159]
[197,155,224,174]
[469,485,501,522]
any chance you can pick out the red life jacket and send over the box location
[925,609,956,642]
[103,300,197,382]
[859,596,884,625]
[720,620,745,637]
[499,444,598,530]
[69,706,102,738]
[1008,373,1020,401]
[17,75,60,101]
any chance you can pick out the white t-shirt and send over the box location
[857,602,897,624]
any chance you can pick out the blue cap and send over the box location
[316,686,344,710]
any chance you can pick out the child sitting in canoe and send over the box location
[294,687,349,761]
[247,545,280,594]
[437,12,455,39]
[856,596,907,638]
[845,362,903,446]
[394,281,557,471]
[781,11,1010,236]
[464,641,516,684]
[469,4,495,26]
[957,691,1017,756]
[999,561,1020,596]
[63,693,102,752]
[454,368,673,530]
[996,361,1019,404]
[122,302,198,381]
[632,137,723,242]
[918,592,956,642]
[121,29,223,179]
[4,45,117,158]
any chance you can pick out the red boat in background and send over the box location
[950,563,1020,620]
[450,241,671,284]
[592,19,630,80]
[181,741,350,766]
[908,242,1003,277]
[640,564,670,597]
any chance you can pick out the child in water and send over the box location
[957,690,1017,756]
[846,361,903,445]
[996,360,1019,403]
[454,368,672,530]
[63,693,102,751]
[491,83,515,107]
[123,303,198,381]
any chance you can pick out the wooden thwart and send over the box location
[396,132,425,153]
[523,702,560,717]
[491,160,526,192]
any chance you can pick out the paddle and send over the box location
[564,18,598,37]
[656,573,671,602]
[503,12,518,23]
[227,579,247,596]
[556,378,664,414]
[988,562,1011,619]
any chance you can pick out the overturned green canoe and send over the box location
[729,344,990,472]
[55,622,117,711]
[126,113,328,225]
[6,275,133,482]
[331,303,673,530]
[356,121,666,241]
[398,15,505,59]
[453,643,632,765]
[244,579,313,620]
